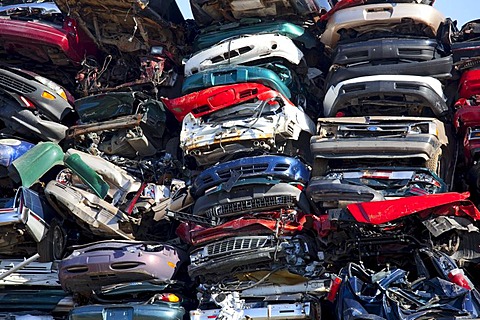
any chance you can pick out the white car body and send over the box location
[323,74,446,117]
[180,94,315,166]
[185,33,304,76]
[321,3,445,48]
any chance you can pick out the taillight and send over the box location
[448,268,473,290]
[19,96,36,110]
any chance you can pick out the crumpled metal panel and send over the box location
[190,0,323,26]
[347,192,480,224]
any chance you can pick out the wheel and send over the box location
[37,219,66,262]
[311,158,328,177]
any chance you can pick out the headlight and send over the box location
[35,75,68,101]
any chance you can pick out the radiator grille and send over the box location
[0,73,36,94]
[205,236,271,257]
[205,195,296,217]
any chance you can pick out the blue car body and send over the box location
[192,155,310,198]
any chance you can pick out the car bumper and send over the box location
[321,3,445,48]
[332,37,445,65]
[327,56,453,86]
[192,155,310,197]
[323,76,448,117]
[311,134,441,160]
[190,301,313,320]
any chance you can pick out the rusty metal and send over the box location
[65,114,143,140]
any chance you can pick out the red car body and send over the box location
[0,16,99,66]
[459,69,480,99]
[161,83,275,122]
[454,97,480,165]
[176,211,323,246]
[346,192,480,225]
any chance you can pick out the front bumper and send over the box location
[311,134,441,160]
[192,155,310,198]
[327,56,453,86]
[181,65,292,98]
[193,181,310,218]
[190,301,313,320]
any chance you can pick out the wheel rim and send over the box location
[52,226,65,260]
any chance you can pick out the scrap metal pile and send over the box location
[1,0,480,319]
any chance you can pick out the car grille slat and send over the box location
[205,195,296,217]
[205,236,270,257]
[0,73,36,94]
[216,163,270,179]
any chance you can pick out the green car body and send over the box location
[193,20,318,51]
[181,65,292,98]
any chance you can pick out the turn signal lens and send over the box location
[59,90,68,100]
[161,293,180,303]
[41,91,56,100]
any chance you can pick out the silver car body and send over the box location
[185,33,304,76]
[311,116,448,161]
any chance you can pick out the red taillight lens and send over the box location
[327,276,342,302]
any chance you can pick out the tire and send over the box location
[311,158,328,177]
[37,219,66,262]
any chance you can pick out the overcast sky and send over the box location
[177,0,477,28]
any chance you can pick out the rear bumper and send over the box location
[44,181,133,240]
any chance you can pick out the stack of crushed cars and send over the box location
[1,0,480,319]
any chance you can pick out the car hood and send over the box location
[346,192,480,225]
[75,92,166,123]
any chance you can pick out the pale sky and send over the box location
[434,0,477,27]
[176,0,476,27]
